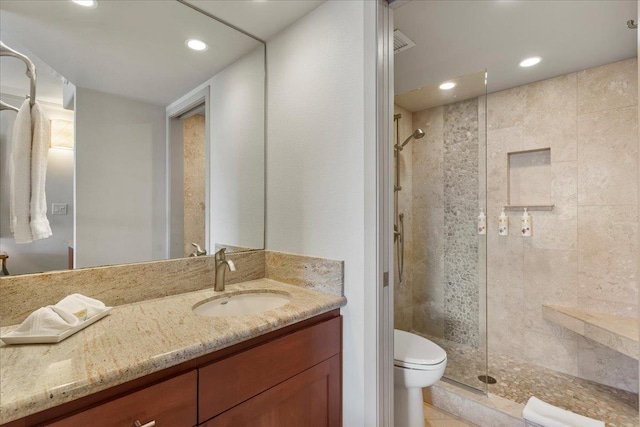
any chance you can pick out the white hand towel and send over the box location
[29,101,52,240]
[55,293,107,320]
[9,99,33,244]
[9,306,79,337]
[523,396,604,427]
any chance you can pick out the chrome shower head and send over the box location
[396,128,425,151]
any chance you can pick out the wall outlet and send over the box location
[52,203,68,215]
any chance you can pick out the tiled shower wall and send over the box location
[398,99,483,347]
[394,57,638,394]
[394,104,415,331]
[486,58,638,393]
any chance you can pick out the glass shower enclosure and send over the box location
[393,70,488,393]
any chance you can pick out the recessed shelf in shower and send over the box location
[507,148,551,207]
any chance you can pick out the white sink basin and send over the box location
[193,292,291,317]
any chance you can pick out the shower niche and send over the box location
[506,148,554,211]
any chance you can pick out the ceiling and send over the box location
[393,0,637,102]
[184,0,326,41]
[0,0,326,107]
[395,70,486,112]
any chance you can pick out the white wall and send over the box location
[0,94,74,275]
[169,47,265,253]
[75,88,166,268]
[209,47,265,250]
[266,1,379,424]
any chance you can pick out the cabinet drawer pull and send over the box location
[134,421,156,427]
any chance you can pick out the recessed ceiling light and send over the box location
[72,0,97,8]
[439,82,456,90]
[186,39,208,51]
[519,56,542,67]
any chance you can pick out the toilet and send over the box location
[394,329,447,427]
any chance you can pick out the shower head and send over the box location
[396,128,425,151]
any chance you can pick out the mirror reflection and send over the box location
[0,0,265,275]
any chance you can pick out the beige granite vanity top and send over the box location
[0,279,346,424]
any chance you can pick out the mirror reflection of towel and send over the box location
[9,100,33,243]
[29,101,52,240]
[9,99,52,243]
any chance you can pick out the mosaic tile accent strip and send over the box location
[443,98,480,346]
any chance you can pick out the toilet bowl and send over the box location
[394,329,447,427]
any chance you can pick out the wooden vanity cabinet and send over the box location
[4,310,341,427]
[198,315,341,426]
[44,371,197,427]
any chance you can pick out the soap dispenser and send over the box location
[498,208,509,236]
[478,208,486,235]
[521,208,532,237]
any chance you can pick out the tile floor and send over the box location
[424,402,478,427]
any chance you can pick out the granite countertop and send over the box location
[0,279,347,424]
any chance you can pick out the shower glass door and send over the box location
[393,70,488,393]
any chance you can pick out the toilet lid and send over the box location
[394,329,447,366]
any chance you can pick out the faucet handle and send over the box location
[214,247,227,260]
[190,243,206,257]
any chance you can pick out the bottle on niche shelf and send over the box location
[498,208,508,236]
[521,208,532,237]
[478,208,486,235]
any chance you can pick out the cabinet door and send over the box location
[198,316,341,422]
[201,355,341,427]
[45,371,197,427]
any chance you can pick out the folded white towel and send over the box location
[9,100,33,244]
[55,293,107,320]
[9,306,79,337]
[523,397,604,427]
[29,101,52,240]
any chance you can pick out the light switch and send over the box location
[52,203,68,215]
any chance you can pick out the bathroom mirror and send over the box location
[0,1,265,275]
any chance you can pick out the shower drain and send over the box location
[478,375,497,384]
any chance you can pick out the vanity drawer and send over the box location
[45,370,197,427]
[198,316,341,423]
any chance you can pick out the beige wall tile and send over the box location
[488,85,526,130]
[523,73,577,163]
[578,336,638,393]
[488,285,524,359]
[522,249,578,339]
[578,206,638,306]
[577,58,638,115]
[395,104,414,329]
[522,330,579,376]
[550,161,577,219]
[487,231,524,289]
[577,106,638,206]
[413,107,444,209]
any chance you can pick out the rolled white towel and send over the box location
[9,306,79,337]
[9,100,33,243]
[55,293,106,321]
[29,101,52,241]
[523,397,604,427]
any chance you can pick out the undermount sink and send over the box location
[193,291,292,317]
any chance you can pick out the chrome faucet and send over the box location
[214,248,236,291]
